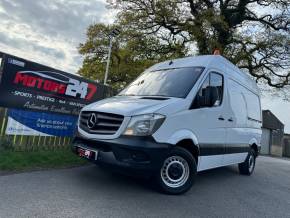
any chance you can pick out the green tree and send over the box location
[78,23,187,89]
[108,0,290,89]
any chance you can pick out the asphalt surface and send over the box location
[0,156,290,218]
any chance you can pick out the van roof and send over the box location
[149,55,259,94]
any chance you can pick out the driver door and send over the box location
[190,71,227,171]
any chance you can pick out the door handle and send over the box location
[218,116,225,121]
[228,117,234,122]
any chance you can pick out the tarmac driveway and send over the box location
[0,156,289,218]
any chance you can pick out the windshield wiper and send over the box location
[117,94,136,96]
[147,95,170,97]
[138,95,173,98]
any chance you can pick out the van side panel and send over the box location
[228,79,248,127]
[224,78,262,166]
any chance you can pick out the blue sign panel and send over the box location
[7,109,78,137]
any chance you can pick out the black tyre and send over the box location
[155,147,196,195]
[239,148,256,175]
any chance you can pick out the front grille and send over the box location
[79,111,124,135]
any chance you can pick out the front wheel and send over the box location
[155,147,196,195]
[239,148,256,175]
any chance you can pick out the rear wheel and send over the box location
[155,147,196,195]
[239,148,256,175]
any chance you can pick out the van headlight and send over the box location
[123,114,166,136]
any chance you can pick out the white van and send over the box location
[72,55,262,194]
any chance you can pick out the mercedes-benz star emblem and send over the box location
[87,113,98,129]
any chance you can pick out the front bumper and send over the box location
[72,135,172,176]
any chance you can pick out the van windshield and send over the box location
[118,67,204,98]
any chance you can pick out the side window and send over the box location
[197,75,210,99]
[192,72,224,109]
[210,72,223,106]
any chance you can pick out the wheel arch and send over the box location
[250,143,259,157]
[249,138,259,157]
[162,129,200,165]
[175,139,200,165]
[166,129,199,146]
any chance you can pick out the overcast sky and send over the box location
[0,0,289,132]
[0,0,114,72]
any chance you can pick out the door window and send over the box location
[210,73,223,106]
[192,72,224,109]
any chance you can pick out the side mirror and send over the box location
[198,86,220,107]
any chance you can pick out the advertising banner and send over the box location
[0,52,109,116]
[6,109,78,137]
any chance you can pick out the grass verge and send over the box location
[0,149,88,171]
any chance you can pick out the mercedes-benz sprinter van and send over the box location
[72,55,262,194]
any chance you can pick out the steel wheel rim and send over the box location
[161,156,190,188]
[249,155,255,173]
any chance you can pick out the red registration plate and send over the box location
[78,148,96,160]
